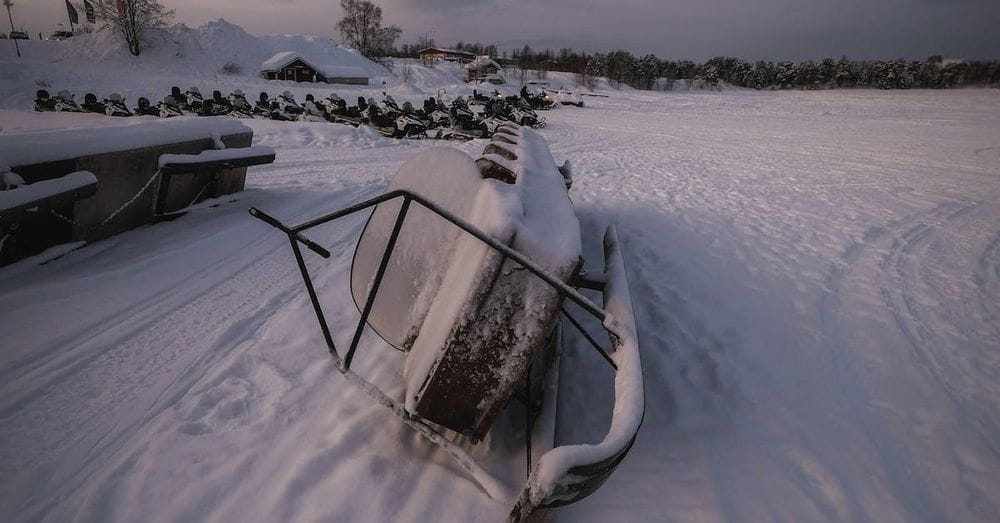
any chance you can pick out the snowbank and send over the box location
[0,117,250,166]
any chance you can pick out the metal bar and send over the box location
[249,207,331,258]
[344,196,412,369]
[290,235,340,360]
[291,190,408,232]
[561,308,618,370]
[290,189,606,321]
[525,359,533,479]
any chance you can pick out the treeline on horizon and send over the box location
[391,42,1000,90]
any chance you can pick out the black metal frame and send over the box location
[249,189,619,372]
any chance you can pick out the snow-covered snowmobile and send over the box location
[300,94,328,122]
[227,90,254,118]
[551,88,584,107]
[276,91,306,120]
[520,86,556,110]
[134,97,161,117]
[103,93,132,117]
[158,96,185,118]
[249,124,643,522]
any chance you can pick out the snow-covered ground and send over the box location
[2,24,1000,522]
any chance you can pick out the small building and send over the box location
[465,56,504,84]
[417,47,476,64]
[260,52,369,85]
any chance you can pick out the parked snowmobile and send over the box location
[81,93,107,115]
[551,88,584,107]
[326,97,365,127]
[183,87,204,112]
[34,89,57,112]
[267,100,298,122]
[197,99,230,117]
[366,98,426,139]
[437,96,489,140]
[276,90,305,119]
[103,93,132,117]
[249,124,643,522]
[52,90,84,113]
[300,94,328,122]
[158,96,185,118]
[469,89,491,106]
[227,90,254,118]
[134,97,161,117]
[520,85,557,110]
[253,92,272,118]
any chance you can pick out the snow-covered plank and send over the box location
[158,146,276,174]
[0,118,251,167]
[0,171,97,215]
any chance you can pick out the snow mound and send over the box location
[46,19,391,82]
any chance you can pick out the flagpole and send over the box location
[3,0,19,58]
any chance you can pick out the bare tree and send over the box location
[337,0,401,58]
[92,0,173,56]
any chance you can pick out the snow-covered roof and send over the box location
[417,47,475,57]
[260,51,369,78]
[465,56,501,70]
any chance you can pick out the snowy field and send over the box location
[3,29,1000,522]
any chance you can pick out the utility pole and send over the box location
[3,0,20,58]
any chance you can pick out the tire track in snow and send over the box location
[818,199,998,521]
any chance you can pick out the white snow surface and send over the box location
[0,170,96,211]
[0,114,250,166]
[2,28,1000,522]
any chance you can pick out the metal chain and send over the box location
[43,169,162,230]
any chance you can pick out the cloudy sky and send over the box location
[8,0,1000,60]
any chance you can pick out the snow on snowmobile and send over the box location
[300,94,328,122]
[134,97,160,117]
[519,85,555,110]
[103,93,132,117]
[248,124,643,522]
[275,90,306,120]
[552,88,584,107]
[158,96,185,118]
[267,100,298,122]
[227,90,254,118]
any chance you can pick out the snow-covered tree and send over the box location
[91,0,174,56]
[336,0,401,58]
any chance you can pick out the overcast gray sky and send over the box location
[8,0,1000,60]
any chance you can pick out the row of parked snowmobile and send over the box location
[33,86,565,140]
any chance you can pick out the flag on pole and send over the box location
[65,0,79,25]
[84,0,95,23]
